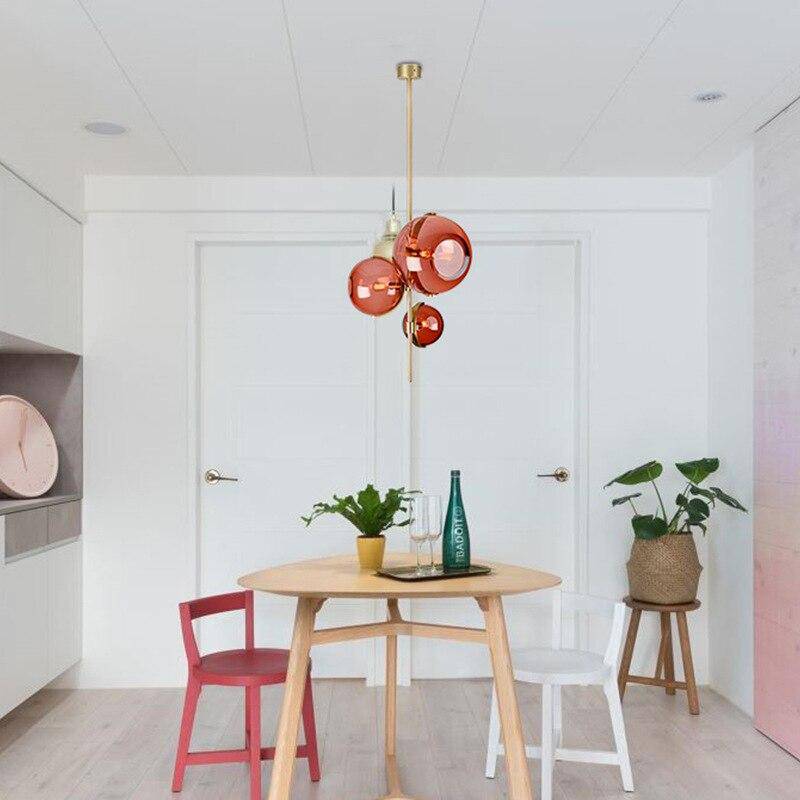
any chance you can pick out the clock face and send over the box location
[0,395,59,499]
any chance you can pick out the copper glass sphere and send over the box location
[348,257,406,316]
[403,302,444,348]
[393,213,472,295]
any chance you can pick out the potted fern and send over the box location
[605,458,747,604]
[301,484,413,570]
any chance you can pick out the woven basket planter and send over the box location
[626,533,702,604]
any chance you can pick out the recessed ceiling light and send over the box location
[693,91,726,104]
[84,121,128,136]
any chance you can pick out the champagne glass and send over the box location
[425,495,442,575]
[408,496,429,576]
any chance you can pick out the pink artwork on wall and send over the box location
[754,105,800,760]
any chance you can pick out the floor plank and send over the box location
[0,681,798,800]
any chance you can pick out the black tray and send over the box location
[376,564,492,582]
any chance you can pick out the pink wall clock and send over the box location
[0,395,59,499]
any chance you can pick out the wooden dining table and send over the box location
[239,552,561,800]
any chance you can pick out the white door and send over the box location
[199,239,387,676]
[199,236,579,679]
[409,239,578,677]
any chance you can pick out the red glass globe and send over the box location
[393,213,472,295]
[348,257,406,316]
[403,302,444,348]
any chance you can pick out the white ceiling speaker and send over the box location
[83,121,128,135]
[693,91,726,104]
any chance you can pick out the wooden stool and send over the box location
[617,596,701,715]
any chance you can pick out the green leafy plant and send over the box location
[605,458,747,540]
[301,484,414,537]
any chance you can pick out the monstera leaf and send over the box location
[611,493,642,507]
[688,485,716,503]
[676,458,719,485]
[708,486,748,512]
[604,461,663,488]
[631,514,668,540]
[686,498,710,521]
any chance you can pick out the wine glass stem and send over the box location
[428,539,435,570]
[416,543,422,573]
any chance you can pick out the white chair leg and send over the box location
[604,679,634,792]
[541,683,554,800]
[553,685,563,747]
[484,683,501,779]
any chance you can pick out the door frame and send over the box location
[185,226,593,681]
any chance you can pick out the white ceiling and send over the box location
[2,0,800,217]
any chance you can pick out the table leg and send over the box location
[617,608,641,700]
[385,599,401,798]
[266,597,319,800]
[479,596,533,800]
[675,611,700,714]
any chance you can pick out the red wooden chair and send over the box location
[171,590,320,798]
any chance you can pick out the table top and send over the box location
[239,552,561,600]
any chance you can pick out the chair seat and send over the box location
[512,647,610,685]
[197,648,292,685]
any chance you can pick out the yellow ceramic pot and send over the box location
[356,535,386,570]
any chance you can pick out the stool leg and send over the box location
[247,685,262,800]
[171,678,201,792]
[302,673,321,782]
[675,612,700,714]
[654,619,667,679]
[617,608,641,701]
[662,612,675,696]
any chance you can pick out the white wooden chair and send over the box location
[484,589,634,800]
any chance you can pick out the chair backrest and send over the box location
[550,589,627,667]
[178,590,254,667]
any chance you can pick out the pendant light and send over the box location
[393,213,472,295]
[348,188,405,316]
[403,302,444,347]
[346,62,474,382]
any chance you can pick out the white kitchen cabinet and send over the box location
[0,517,82,718]
[0,164,82,354]
[47,540,82,678]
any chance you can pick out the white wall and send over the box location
[707,148,754,714]
[73,176,711,687]
[0,164,82,354]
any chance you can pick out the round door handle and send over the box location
[205,469,239,485]
[536,467,570,483]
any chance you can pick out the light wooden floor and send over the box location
[0,680,798,800]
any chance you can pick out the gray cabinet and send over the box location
[4,508,48,558]
[3,500,81,560]
[47,501,81,545]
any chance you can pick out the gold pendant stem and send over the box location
[406,73,413,222]
[406,75,414,383]
[397,62,421,383]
